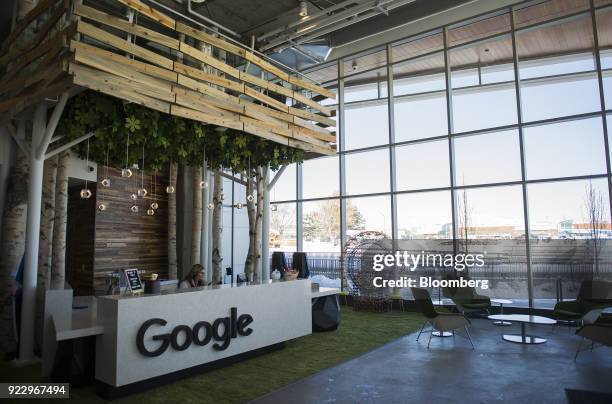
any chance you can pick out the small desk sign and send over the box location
[124,268,143,293]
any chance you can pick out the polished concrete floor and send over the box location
[253,317,612,404]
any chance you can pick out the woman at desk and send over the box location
[179,264,205,289]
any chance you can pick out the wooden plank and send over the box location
[174,91,241,121]
[287,137,335,155]
[0,23,74,86]
[288,75,336,99]
[176,74,239,104]
[174,62,244,93]
[243,51,289,82]
[76,20,174,70]
[0,0,61,52]
[73,46,174,94]
[175,21,246,57]
[70,41,178,83]
[74,3,180,50]
[116,0,175,29]
[69,62,175,104]
[0,1,69,68]
[170,104,243,131]
[244,86,289,113]
[172,87,245,115]
[178,42,241,80]
[174,21,333,102]
[289,105,336,127]
[293,116,335,140]
[292,91,332,116]
[240,115,291,138]
[239,71,293,98]
[290,125,335,146]
[0,75,72,119]
[69,62,171,114]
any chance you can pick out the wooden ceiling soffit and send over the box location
[0,0,336,156]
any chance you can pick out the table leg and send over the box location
[502,322,547,344]
[493,303,512,326]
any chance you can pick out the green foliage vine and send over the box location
[57,91,304,172]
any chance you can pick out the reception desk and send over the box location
[99,280,312,397]
[43,279,329,398]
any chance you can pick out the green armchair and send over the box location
[442,273,491,316]
[554,280,612,326]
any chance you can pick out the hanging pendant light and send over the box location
[138,145,148,197]
[122,133,133,178]
[235,202,243,209]
[247,194,254,202]
[80,139,92,199]
[98,146,109,210]
[146,208,155,216]
[151,172,159,210]
[207,202,214,210]
[131,205,139,213]
[166,162,175,194]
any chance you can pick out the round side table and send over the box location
[491,299,513,326]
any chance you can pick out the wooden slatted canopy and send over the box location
[0,0,337,156]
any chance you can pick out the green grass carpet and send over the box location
[0,309,422,403]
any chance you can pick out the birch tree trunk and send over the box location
[244,171,255,281]
[0,149,28,355]
[168,162,178,280]
[51,151,69,288]
[36,156,57,347]
[253,167,265,282]
[211,171,223,284]
[191,166,202,265]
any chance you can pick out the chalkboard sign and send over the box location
[124,268,143,293]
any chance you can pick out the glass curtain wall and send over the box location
[271,0,612,307]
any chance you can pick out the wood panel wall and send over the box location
[66,182,96,296]
[93,166,169,295]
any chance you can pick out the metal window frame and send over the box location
[268,0,612,309]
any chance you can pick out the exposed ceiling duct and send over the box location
[257,0,417,53]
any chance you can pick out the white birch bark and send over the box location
[211,171,223,283]
[0,150,28,355]
[191,166,202,265]
[35,156,57,348]
[51,152,68,288]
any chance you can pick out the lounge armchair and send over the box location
[554,280,612,327]
[411,287,474,349]
[574,315,612,360]
[442,273,491,316]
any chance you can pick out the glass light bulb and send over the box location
[80,189,92,199]
[151,202,159,210]
[101,178,111,187]
[271,204,278,211]
[147,209,155,216]
[235,202,243,209]
[130,205,139,213]
[130,193,137,200]
[199,180,208,189]
[246,194,254,202]
[207,203,214,210]
[98,203,107,211]
[166,185,175,194]
[121,168,133,178]
[137,188,148,197]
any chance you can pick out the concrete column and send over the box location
[19,104,46,361]
[261,168,270,281]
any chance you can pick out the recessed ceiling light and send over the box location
[299,1,308,18]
